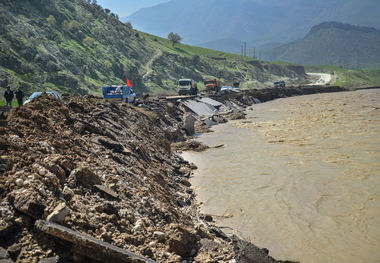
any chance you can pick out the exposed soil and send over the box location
[0,86,347,263]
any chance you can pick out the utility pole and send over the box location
[253,47,256,59]
[244,42,247,58]
[241,45,243,61]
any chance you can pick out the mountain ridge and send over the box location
[263,21,380,69]
[126,0,380,53]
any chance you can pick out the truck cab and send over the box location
[204,79,221,92]
[273,81,286,88]
[102,85,136,103]
[178,79,198,95]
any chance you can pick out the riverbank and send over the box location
[184,89,380,263]
[0,85,354,262]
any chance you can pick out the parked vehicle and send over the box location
[221,86,233,91]
[274,81,286,88]
[24,91,60,104]
[204,79,222,92]
[178,79,198,95]
[102,85,136,103]
[221,86,241,92]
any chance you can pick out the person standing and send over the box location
[15,87,23,107]
[4,86,14,110]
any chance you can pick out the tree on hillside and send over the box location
[168,32,182,47]
[125,21,133,30]
[46,15,56,26]
[83,36,95,48]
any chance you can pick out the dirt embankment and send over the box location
[0,86,347,263]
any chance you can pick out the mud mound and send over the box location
[0,94,235,262]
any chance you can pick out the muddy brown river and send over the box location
[183,89,380,263]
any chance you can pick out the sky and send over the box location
[97,0,169,18]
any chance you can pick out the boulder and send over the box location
[46,202,69,224]
[68,166,101,187]
[153,231,165,242]
[183,114,195,136]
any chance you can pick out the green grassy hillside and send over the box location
[0,0,306,97]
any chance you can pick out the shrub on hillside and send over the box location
[83,36,95,47]
[47,15,56,26]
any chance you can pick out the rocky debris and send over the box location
[232,237,287,263]
[94,184,119,199]
[68,166,101,187]
[229,111,246,120]
[0,94,237,262]
[172,140,209,152]
[35,220,155,263]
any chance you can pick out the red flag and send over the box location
[126,78,132,87]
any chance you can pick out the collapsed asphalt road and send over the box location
[0,85,347,263]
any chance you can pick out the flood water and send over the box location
[183,89,380,263]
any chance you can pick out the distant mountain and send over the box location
[127,0,380,52]
[263,22,380,69]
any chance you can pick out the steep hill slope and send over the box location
[264,22,380,69]
[126,0,380,53]
[0,0,306,97]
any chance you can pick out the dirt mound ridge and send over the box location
[0,94,236,262]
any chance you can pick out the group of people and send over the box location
[3,86,23,110]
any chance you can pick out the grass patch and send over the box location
[0,100,22,107]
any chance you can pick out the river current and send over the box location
[183,89,380,263]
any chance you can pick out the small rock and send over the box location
[39,256,59,263]
[204,215,213,222]
[94,185,118,199]
[179,179,191,187]
[107,214,118,223]
[132,224,142,233]
[178,167,189,175]
[103,202,118,215]
[7,244,21,258]
[39,169,46,176]
[135,219,145,226]
[46,202,69,224]
[0,247,9,259]
[153,231,165,241]
[62,186,74,201]
[15,179,24,187]
[38,186,47,196]
[94,204,104,213]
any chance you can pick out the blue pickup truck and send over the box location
[102,85,136,103]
